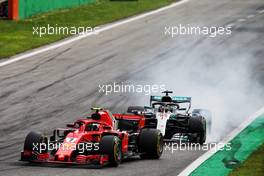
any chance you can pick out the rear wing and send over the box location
[150,95,191,105]
[172,96,192,103]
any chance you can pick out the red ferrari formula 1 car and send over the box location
[21,108,163,167]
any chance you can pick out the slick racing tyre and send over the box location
[100,135,122,167]
[192,109,212,133]
[189,117,206,144]
[138,128,163,159]
[24,131,48,154]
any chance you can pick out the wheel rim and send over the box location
[157,134,163,156]
[114,140,121,162]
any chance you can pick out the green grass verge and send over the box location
[0,0,177,59]
[229,142,264,176]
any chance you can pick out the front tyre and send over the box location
[99,135,122,167]
[24,131,48,153]
[138,129,163,159]
[22,131,48,161]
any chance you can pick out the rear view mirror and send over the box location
[179,108,187,111]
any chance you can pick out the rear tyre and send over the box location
[192,109,212,133]
[196,123,206,144]
[100,135,122,167]
[189,118,206,144]
[138,129,163,159]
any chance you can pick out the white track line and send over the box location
[178,106,264,176]
[226,23,234,27]
[246,14,255,19]
[238,18,246,22]
[0,0,190,68]
[258,9,264,14]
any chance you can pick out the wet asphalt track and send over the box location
[0,0,264,175]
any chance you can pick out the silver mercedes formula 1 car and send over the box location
[127,91,212,144]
